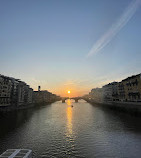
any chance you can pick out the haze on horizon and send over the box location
[0,0,141,97]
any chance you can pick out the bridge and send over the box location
[61,97,85,103]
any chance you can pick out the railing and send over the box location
[0,149,32,158]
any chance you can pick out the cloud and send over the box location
[87,0,141,57]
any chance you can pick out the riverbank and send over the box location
[87,99,141,116]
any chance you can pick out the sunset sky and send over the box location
[0,0,141,97]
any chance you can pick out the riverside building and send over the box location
[102,82,118,102]
[89,88,103,102]
[88,73,141,103]
[0,74,33,107]
[0,75,12,106]
[118,74,141,102]
[34,86,59,104]
[17,82,33,106]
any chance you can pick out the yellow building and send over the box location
[118,74,141,102]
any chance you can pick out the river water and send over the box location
[0,99,141,158]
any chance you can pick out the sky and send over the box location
[0,0,141,97]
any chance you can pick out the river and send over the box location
[0,99,141,158]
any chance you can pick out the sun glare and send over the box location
[68,90,70,94]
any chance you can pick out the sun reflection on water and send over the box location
[66,99,73,137]
[67,107,72,135]
[67,99,72,106]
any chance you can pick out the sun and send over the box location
[68,90,70,94]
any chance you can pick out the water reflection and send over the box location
[0,109,33,139]
[0,101,141,158]
[66,99,72,106]
[67,107,72,135]
[66,99,73,136]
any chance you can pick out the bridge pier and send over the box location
[62,100,65,103]
[75,99,78,103]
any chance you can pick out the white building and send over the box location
[102,82,118,102]
[89,88,103,102]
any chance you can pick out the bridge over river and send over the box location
[61,97,85,103]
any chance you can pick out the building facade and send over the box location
[0,75,12,106]
[89,88,103,102]
[34,86,59,104]
[0,74,33,107]
[88,74,141,103]
[118,74,141,102]
[102,82,118,102]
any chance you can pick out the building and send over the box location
[17,81,33,106]
[0,75,12,106]
[102,82,118,102]
[118,82,125,101]
[34,90,54,103]
[89,88,103,102]
[17,81,26,106]
[0,74,33,107]
[10,78,20,106]
[28,88,33,104]
[34,86,59,104]
[23,85,33,105]
[118,74,141,102]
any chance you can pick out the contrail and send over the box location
[87,0,141,57]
